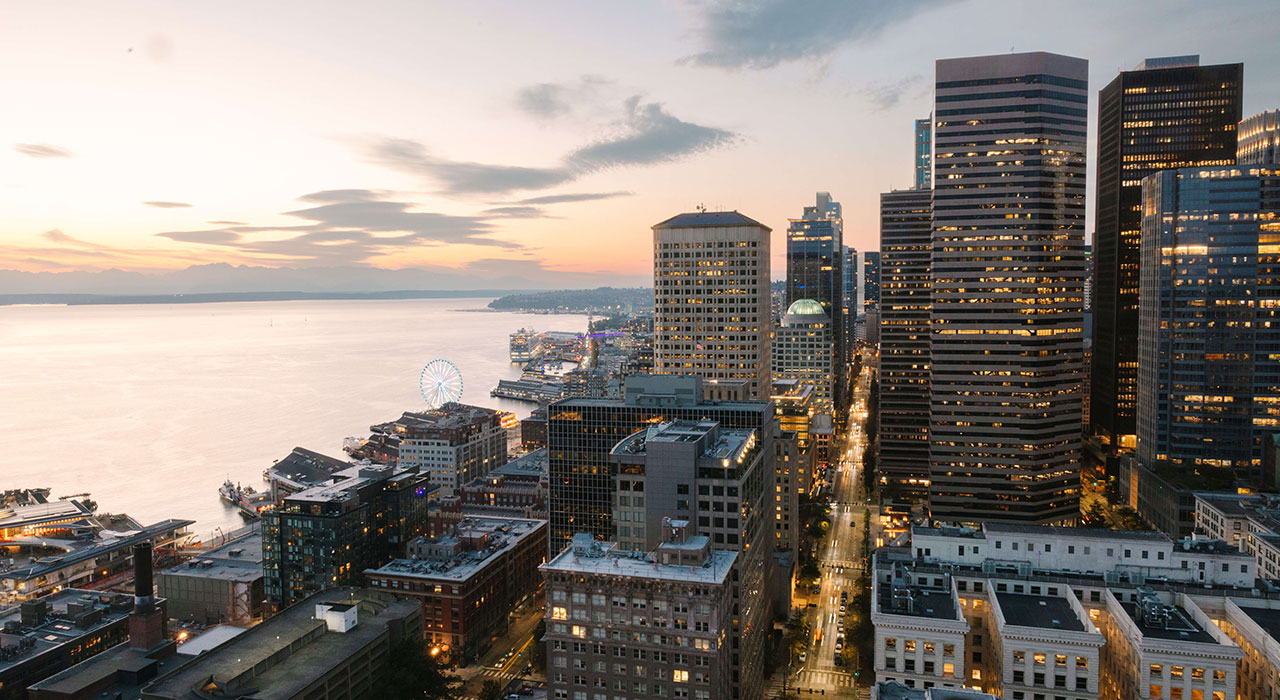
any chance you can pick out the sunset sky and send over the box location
[2,0,1278,287]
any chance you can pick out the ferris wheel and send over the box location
[419,359,463,409]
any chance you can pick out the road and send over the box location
[781,348,875,698]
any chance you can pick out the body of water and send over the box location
[0,298,587,540]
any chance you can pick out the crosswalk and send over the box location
[473,667,519,681]
[762,668,862,698]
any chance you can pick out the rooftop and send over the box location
[1240,605,1280,643]
[2,519,194,583]
[161,530,263,583]
[369,517,545,583]
[652,211,770,231]
[541,538,735,584]
[982,522,1169,542]
[873,681,1000,700]
[784,298,828,318]
[268,446,349,488]
[995,593,1085,632]
[490,448,548,478]
[611,420,755,463]
[283,463,413,504]
[877,579,957,621]
[0,588,134,674]
[375,402,501,434]
[1121,599,1213,644]
[141,588,419,700]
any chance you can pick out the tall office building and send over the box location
[1239,110,1280,165]
[1137,165,1280,481]
[653,211,772,399]
[915,117,932,190]
[1091,56,1243,452]
[929,52,1088,525]
[862,251,881,313]
[878,188,933,496]
[772,298,835,414]
[786,193,844,391]
[545,374,775,552]
[842,245,859,362]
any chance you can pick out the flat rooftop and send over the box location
[491,448,548,478]
[541,540,735,584]
[1120,602,1214,644]
[996,593,1085,632]
[370,517,545,583]
[0,588,133,674]
[268,446,349,487]
[983,522,1168,542]
[877,583,957,621]
[161,531,263,584]
[284,463,410,503]
[1241,605,1280,643]
[141,588,419,700]
[2,519,194,582]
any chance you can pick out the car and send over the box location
[840,604,847,613]
[840,591,848,602]
[799,652,807,664]
[836,635,845,645]
[834,655,844,666]
[837,620,845,631]
[835,641,843,652]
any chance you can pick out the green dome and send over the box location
[785,298,826,316]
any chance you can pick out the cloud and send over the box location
[513,191,632,205]
[152,190,521,266]
[14,143,75,158]
[364,99,737,195]
[859,75,927,111]
[515,75,612,119]
[682,0,957,70]
[142,200,193,209]
[483,206,550,218]
[207,220,247,225]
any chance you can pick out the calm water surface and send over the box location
[0,298,586,540]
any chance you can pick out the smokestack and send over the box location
[132,542,154,614]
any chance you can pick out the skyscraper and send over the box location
[653,211,772,399]
[862,251,881,314]
[843,244,859,362]
[928,52,1088,525]
[1239,110,1280,165]
[786,193,844,389]
[878,187,932,496]
[1091,56,1243,452]
[1137,165,1280,480]
[772,298,835,414]
[915,117,932,190]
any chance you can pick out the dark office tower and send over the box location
[1138,165,1280,482]
[862,251,881,312]
[915,117,932,190]
[843,245,858,362]
[1091,56,1243,452]
[878,188,933,497]
[929,52,1088,525]
[545,374,774,552]
[786,192,845,378]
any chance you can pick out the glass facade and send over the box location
[1137,166,1280,481]
[786,192,845,389]
[1091,59,1243,447]
[929,52,1088,525]
[915,117,932,190]
[1239,110,1280,165]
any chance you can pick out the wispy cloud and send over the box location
[14,143,75,158]
[142,200,193,209]
[484,206,550,218]
[512,191,632,205]
[515,75,613,120]
[682,0,957,70]
[859,75,927,111]
[152,189,521,266]
[365,98,737,196]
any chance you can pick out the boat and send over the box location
[509,329,544,362]
[218,479,239,505]
[219,480,272,519]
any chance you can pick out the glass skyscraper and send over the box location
[915,117,932,190]
[786,192,844,382]
[1091,56,1243,451]
[1137,165,1280,481]
[1239,110,1280,165]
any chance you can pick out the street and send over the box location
[773,348,876,698]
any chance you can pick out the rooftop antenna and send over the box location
[696,203,706,213]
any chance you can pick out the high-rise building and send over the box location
[369,403,508,493]
[772,298,835,415]
[928,52,1088,525]
[915,117,932,190]
[786,193,844,405]
[546,374,775,552]
[878,188,933,497]
[862,250,881,314]
[843,245,859,361]
[262,463,432,610]
[653,211,772,399]
[609,420,772,700]
[1091,56,1243,452]
[1239,109,1280,165]
[1137,165,1280,481]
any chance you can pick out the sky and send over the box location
[2,0,1278,289]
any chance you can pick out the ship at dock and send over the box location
[218,479,273,520]
[509,328,544,362]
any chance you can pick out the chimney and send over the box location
[128,542,165,650]
[133,542,155,614]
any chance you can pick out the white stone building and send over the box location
[871,568,971,692]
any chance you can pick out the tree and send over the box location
[480,679,504,700]
[369,636,460,700]
[529,618,547,672]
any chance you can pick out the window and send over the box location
[1034,653,1046,666]
[1014,651,1026,664]
[1055,655,1066,667]
[1067,545,1075,554]
[1076,657,1087,670]
[673,670,689,683]
[553,607,568,620]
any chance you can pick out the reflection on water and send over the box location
[0,298,587,539]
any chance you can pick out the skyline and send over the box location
[3,1,1279,290]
